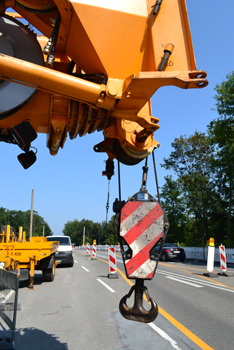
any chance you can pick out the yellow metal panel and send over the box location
[148,0,196,71]
[70,0,149,78]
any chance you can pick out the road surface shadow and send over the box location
[19,273,44,289]
[97,275,109,279]
[14,328,68,350]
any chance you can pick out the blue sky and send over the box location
[2,1,234,235]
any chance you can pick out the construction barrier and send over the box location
[108,247,118,279]
[92,240,96,259]
[206,246,215,273]
[86,243,90,256]
[219,245,227,272]
[203,238,216,277]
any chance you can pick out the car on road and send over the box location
[154,243,186,262]
[47,235,74,267]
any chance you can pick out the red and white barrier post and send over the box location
[219,244,227,275]
[118,244,120,252]
[105,244,108,251]
[92,240,97,259]
[86,243,90,256]
[108,247,118,279]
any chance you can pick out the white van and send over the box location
[47,235,74,267]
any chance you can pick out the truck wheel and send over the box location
[43,259,55,282]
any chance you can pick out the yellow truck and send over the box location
[0,225,59,288]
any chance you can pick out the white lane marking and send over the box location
[82,266,89,272]
[97,279,115,293]
[74,260,78,263]
[5,290,14,300]
[158,270,234,292]
[165,276,203,288]
[0,290,15,304]
[149,323,182,350]
[158,269,217,285]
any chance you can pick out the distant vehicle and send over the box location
[47,236,74,267]
[154,243,186,262]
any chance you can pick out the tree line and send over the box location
[62,216,118,246]
[0,207,52,238]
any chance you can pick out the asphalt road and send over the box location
[12,251,234,350]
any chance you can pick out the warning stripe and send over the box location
[108,247,117,273]
[130,214,163,255]
[146,270,154,279]
[124,205,163,246]
[92,244,96,257]
[221,254,225,263]
[120,201,143,224]
[109,255,115,264]
[125,233,163,276]
[219,245,227,272]
[125,257,156,279]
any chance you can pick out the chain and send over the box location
[152,149,160,203]
[106,180,110,223]
[106,180,110,244]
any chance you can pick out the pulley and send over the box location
[0,14,44,120]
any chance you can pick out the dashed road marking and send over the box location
[149,322,182,350]
[82,266,89,272]
[97,279,115,293]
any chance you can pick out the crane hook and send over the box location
[119,279,158,323]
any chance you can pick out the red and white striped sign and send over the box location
[219,245,227,272]
[92,241,96,258]
[118,244,120,252]
[98,245,100,250]
[87,243,90,255]
[105,244,108,251]
[120,200,164,279]
[108,247,117,273]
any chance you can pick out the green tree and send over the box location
[101,215,118,245]
[62,216,118,246]
[161,132,216,245]
[160,176,190,245]
[62,219,105,245]
[208,71,234,242]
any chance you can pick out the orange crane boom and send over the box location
[0,0,208,167]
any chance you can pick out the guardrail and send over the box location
[183,247,234,264]
[76,245,234,264]
[0,269,19,350]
